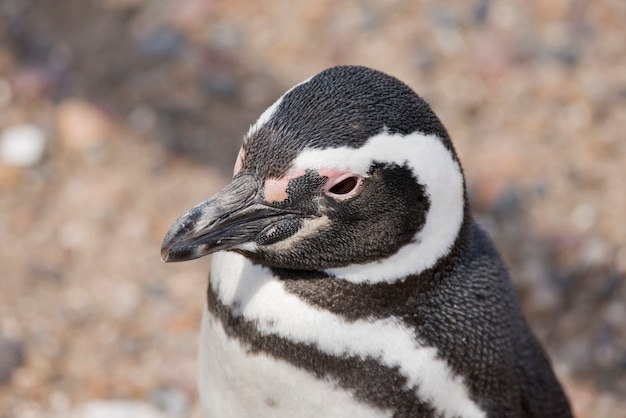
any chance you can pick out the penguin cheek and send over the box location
[255,217,303,246]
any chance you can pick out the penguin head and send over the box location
[161,66,467,283]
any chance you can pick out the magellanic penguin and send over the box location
[161,66,572,418]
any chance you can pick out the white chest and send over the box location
[197,251,485,418]
[198,308,390,418]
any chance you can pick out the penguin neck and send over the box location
[208,193,473,322]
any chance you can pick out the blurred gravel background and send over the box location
[0,0,624,417]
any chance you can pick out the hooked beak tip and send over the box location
[160,229,179,262]
[160,248,170,263]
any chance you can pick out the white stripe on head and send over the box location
[291,131,465,284]
[245,76,314,140]
[209,251,485,418]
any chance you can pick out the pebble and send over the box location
[70,400,168,418]
[0,124,47,167]
[55,99,111,153]
[579,237,612,266]
[58,220,91,250]
[527,282,561,315]
[472,0,490,26]
[0,162,23,190]
[571,203,596,231]
[0,335,24,385]
[138,28,185,58]
[492,187,523,219]
[101,0,144,13]
[149,386,190,418]
[200,69,238,99]
[128,106,157,135]
[13,66,60,99]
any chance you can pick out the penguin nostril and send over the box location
[328,176,360,196]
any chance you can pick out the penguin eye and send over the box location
[321,171,363,200]
[329,177,359,195]
[326,175,362,199]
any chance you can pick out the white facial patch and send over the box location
[207,252,486,418]
[292,131,465,284]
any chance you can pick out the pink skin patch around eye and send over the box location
[263,168,363,204]
[320,168,363,200]
[264,169,306,203]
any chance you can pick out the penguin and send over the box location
[161,65,572,418]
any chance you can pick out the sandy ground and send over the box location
[0,1,625,417]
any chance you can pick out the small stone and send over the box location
[128,106,157,135]
[201,70,238,99]
[492,187,522,219]
[13,66,59,99]
[101,0,144,12]
[571,203,596,231]
[109,282,142,319]
[138,28,185,58]
[0,162,23,190]
[472,0,490,25]
[149,386,190,417]
[579,237,612,266]
[0,124,47,167]
[0,335,24,385]
[56,99,111,152]
[58,220,91,250]
[71,401,169,418]
[527,282,560,315]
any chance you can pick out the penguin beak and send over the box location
[161,174,296,262]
